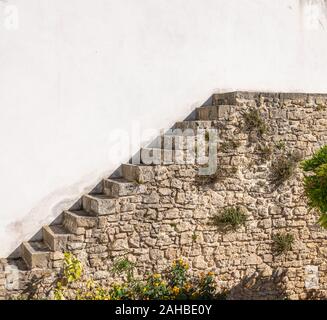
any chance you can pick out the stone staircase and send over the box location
[2,90,327,300]
[18,92,234,270]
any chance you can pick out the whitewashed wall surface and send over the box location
[0,0,327,257]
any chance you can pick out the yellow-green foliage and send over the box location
[54,253,83,300]
[53,256,226,300]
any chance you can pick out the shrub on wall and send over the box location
[211,207,247,231]
[302,145,327,228]
[242,108,267,136]
[272,233,294,255]
[52,254,226,300]
[270,151,302,187]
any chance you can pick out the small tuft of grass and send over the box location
[257,143,273,161]
[242,108,267,136]
[272,233,294,255]
[205,131,210,142]
[211,207,247,231]
[275,141,286,151]
[270,151,302,187]
[170,223,177,231]
[111,257,135,280]
[220,140,242,152]
[316,104,326,111]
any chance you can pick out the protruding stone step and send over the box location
[121,164,154,184]
[196,105,233,120]
[21,241,51,269]
[42,225,71,251]
[212,92,239,106]
[103,178,141,198]
[140,148,179,165]
[151,133,207,151]
[174,121,213,131]
[63,210,98,234]
[82,194,120,216]
[212,91,283,106]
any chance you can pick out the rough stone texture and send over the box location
[1,91,327,300]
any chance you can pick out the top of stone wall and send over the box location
[212,91,327,105]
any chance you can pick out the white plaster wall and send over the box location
[0,0,327,257]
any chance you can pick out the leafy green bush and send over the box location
[53,256,225,300]
[302,145,327,228]
[212,207,247,231]
[54,253,83,300]
[273,233,294,255]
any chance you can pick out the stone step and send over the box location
[21,241,51,269]
[42,225,71,252]
[63,210,98,234]
[196,105,233,120]
[212,91,284,106]
[121,164,155,184]
[212,92,240,106]
[103,178,141,198]
[140,147,200,165]
[151,134,206,150]
[82,194,120,216]
[140,148,179,165]
[173,121,213,131]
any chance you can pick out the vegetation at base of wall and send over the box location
[270,151,302,187]
[54,253,83,300]
[211,207,247,231]
[301,145,327,229]
[52,254,227,300]
[272,233,294,255]
[111,257,135,281]
[242,108,267,136]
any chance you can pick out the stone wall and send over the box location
[1,92,327,300]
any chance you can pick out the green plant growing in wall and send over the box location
[111,257,136,281]
[301,145,327,229]
[257,143,273,161]
[220,140,242,152]
[275,141,286,151]
[270,151,302,187]
[272,233,294,255]
[205,130,210,142]
[316,104,326,111]
[242,108,267,136]
[211,207,247,231]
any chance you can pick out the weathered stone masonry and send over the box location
[1,91,327,300]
